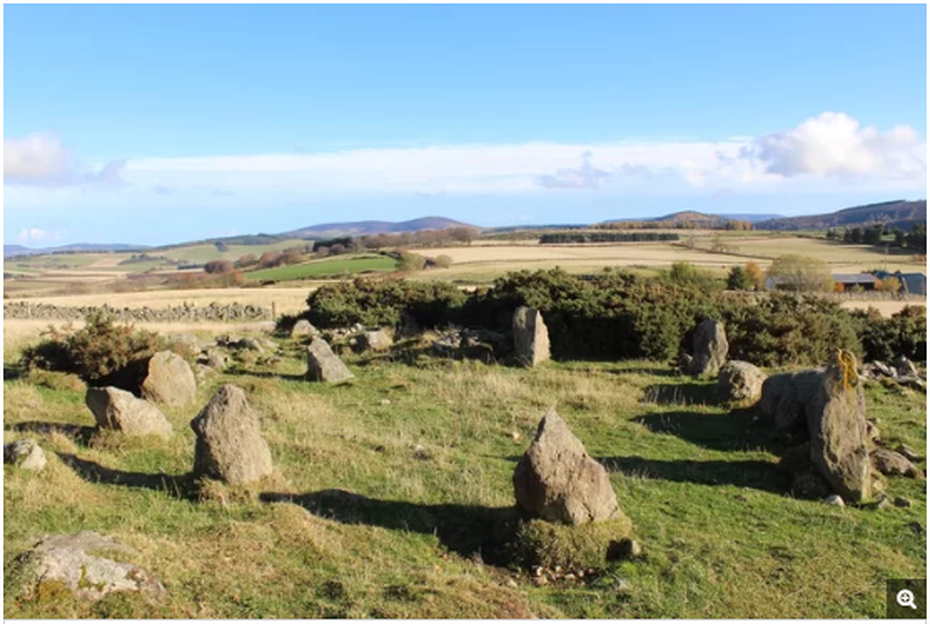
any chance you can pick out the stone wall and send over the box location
[3,301,270,323]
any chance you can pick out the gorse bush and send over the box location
[300,269,923,366]
[853,305,927,363]
[22,310,161,384]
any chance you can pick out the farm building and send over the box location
[764,273,879,291]
[872,271,927,296]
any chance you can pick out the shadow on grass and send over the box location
[222,369,307,382]
[633,409,783,453]
[260,489,518,565]
[7,421,97,445]
[4,364,25,381]
[564,365,680,379]
[598,455,789,494]
[640,382,718,406]
[57,453,196,499]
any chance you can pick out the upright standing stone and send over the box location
[685,320,728,377]
[86,387,173,438]
[140,351,196,406]
[513,408,620,525]
[306,338,355,382]
[807,350,871,502]
[190,384,273,485]
[513,306,551,367]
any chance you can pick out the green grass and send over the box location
[245,254,398,281]
[3,337,926,618]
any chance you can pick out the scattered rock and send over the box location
[412,445,432,461]
[190,384,273,485]
[202,348,230,370]
[85,386,174,438]
[907,521,925,535]
[357,329,393,353]
[875,493,892,509]
[893,355,918,379]
[4,439,47,471]
[11,531,166,601]
[513,408,621,525]
[512,307,551,367]
[823,494,845,507]
[684,320,728,377]
[895,444,922,463]
[894,496,912,508]
[871,448,925,479]
[807,350,872,502]
[305,338,355,383]
[140,351,196,406]
[532,576,549,587]
[290,319,318,339]
[613,578,633,594]
[506,578,518,588]
[379,399,392,406]
[716,360,767,404]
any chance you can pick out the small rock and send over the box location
[613,578,633,593]
[379,399,391,406]
[510,431,521,443]
[895,445,922,462]
[413,445,431,461]
[563,573,577,582]
[823,494,845,507]
[506,579,518,588]
[4,439,47,471]
[607,537,642,560]
[907,521,925,535]
[893,496,912,508]
[576,570,585,579]
[532,576,549,587]
[871,448,925,479]
[876,493,892,509]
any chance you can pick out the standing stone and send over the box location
[86,387,173,438]
[358,329,393,353]
[10,531,166,601]
[807,350,872,502]
[513,408,620,525]
[140,351,196,406]
[4,439,47,471]
[190,384,273,485]
[685,320,728,377]
[513,307,551,367]
[306,338,355,383]
[291,319,318,339]
[716,360,767,404]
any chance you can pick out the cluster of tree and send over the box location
[596,218,752,231]
[539,232,680,244]
[354,227,479,250]
[312,237,358,256]
[166,270,246,289]
[826,223,926,252]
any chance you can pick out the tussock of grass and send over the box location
[3,326,927,618]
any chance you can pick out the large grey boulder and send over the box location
[807,351,872,502]
[684,320,728,377]
[86,387,173,438]
[357,329,393,353]
[716,360,767,404]
[759,369,824,432]
[871,448,925,479]
[513,307,551,367]
[306,338,355,383]
[140,351,196,406]
[4,439,47,471]
[291,319,318,339]
[190,384,273,485]
[11,531,166,601]
[513,408,620,525]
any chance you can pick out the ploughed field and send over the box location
[3,326,926,618]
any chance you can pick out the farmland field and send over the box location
[245,254,398,282]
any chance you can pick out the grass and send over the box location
[3,325,926,618]
[245,254,399,281]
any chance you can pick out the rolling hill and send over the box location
[755,200,927,231]
[3,243,149,258]
[283,216,478,239]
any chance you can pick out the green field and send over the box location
[245,254,398,281]
[155,239,311,265]
[2,328,926,618]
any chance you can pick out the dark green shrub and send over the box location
[21,310,161,384]
[853,305,927,362]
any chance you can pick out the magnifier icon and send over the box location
[897,589,917,610]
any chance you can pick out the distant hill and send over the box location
[4,243,148,258]
[284,216,478,239]
[755,200,926,231]
[602,211,742,228]
[716,213,784,223]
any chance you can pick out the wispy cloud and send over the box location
[536,151,612,189]
[4,132,126,188]
[15,227,60,243]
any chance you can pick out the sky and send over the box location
[3,3,927,247]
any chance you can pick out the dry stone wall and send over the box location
[3,301,270,323]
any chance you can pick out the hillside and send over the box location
[3,243,148,258]
[756,200,927,231]
[284,216,478,239]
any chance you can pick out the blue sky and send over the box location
[4,4,927,246]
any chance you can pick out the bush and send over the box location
[767,255,833,292]
[22,310,161,384]
[397,252,427,272]
[433,254,454,268]
[853,305,927,362]
[726,266,752,291]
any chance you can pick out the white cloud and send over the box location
[4,133,126,187]
[740,112,925,180]
[15,227,59,243]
